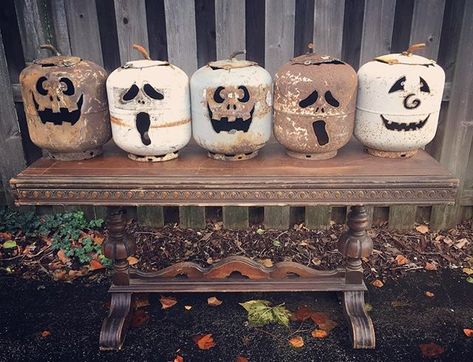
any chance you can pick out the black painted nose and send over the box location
[403,93,421,110]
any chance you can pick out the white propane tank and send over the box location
[106,45,191,162]
[355,43,445,158]
[190,51,272,161]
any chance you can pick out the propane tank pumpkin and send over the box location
[273,46,357,160]
[106,45,191,162]
[355,43,445,158]
[191,51,272,161]
[19,44,111,160]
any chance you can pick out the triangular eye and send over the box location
[420,77,430,93]
[122,84,139,101]
[143,83,164,100]
[389,76,406,93]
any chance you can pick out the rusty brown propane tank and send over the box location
[19,44,111,160]
[273,45,357,160]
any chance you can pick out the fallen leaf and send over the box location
[463,328,473,337]
[310,312,328,325]
[272,239,281,247]
[208,296,223,306]
[364,303,373,312]
[132,294,151,309]
[235,356,249,362]
[311,329,328,339]
[89,259,104,270]
[184,305,192,310]
[462,267,473,275]
[291,305,314,322]
[288,336,304,348]
[260,258,273,268]
[416,224,429,234]
[318,319,337,332]
[160,296,177,310]
[174,355,184,362]
[466,276,473,284]
[193,334,216,350]
[455,238,469,249]
[213,222,223,231]
[41,330,51,337]
[127,256,139,265]
[419,342,445,358]
[92,233,105,245]
[131,309,149,328]
[395,255,409,266]
[2,240,17,249]
[425,291,434,298]
[0,232,12,240]
[425,262,438,271]
[240,300,291,327]
[52,270,67,281]
[372,279,384,288]
[391,300,411,308]
[256,228,265,235]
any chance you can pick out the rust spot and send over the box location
[111,116,190,128]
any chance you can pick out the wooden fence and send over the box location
[0,0,472,230]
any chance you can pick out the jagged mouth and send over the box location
[312,120,329,146]
[208,105,254,133]
[33,94,83,126]
[381,114,430,132]
[136,112,151,145]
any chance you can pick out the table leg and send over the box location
[338,205,375,349]
[100,207,136,351]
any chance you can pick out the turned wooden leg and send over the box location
[100,207,136,350]
[338,205,375,349]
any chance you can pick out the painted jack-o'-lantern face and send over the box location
[118,82,164,145]
[206,85,256,133]
[32,73,84,126]
[274,54,357,160]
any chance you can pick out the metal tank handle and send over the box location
[40,44,61,56]
[229,50,246,60]
[402,43,426,56]
[132,44,151,60]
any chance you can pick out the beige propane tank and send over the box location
[106,45,191,162]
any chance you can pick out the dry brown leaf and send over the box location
[160,296,177,310]
[463,328,473,337]
[419,342,445,358]
[235,356,249,362]
[89,259,104,270]
[174,355,184,362]
[127,256,139,265]
[260,258,273,268]
[454,238,469,249]
[463,268,473,275]
[41,330,51,337]
[311,329,328,339]
[0,232,12,240]
[213,222,223,231]
[318,319,338,332]
[310,312,328,325]
[193,334,216,350]
[288,336,304,348]
[57,249,71,264]
[425,262,438,271]
[133,294,151,309]
[291,306,314,322]
[416,224,429,234]
[395,255,409,266]
[425,291,434,298]
[208,296,223,306]
[372,279,384,288]
[52,270,67,281]
[131,309,149,328]
[92,233,105,245]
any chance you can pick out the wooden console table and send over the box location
[11,140,458,351]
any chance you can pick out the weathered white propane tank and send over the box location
[106,45,191,162]
[190,51,272,161]
[355,43,445,158]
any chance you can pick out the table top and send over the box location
[11,140,458,206]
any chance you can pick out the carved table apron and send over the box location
[11,140,458,351]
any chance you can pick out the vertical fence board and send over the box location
[313,0,345,58]
[265,0,295,75]
[341,0,364,68]
[264,206,290,230]
[179,206,206,229]
[409,0,446,60]
[223,206,249,229]
[145,0,168,61]
[164,0,197,75]
[388,205,417,230]
[114,0,148,64]
[0,28,26,204]
[215,0,245,60]
[294,0,314,56]
[359,0,396,65]
[64,0,103,66]
[245,0,265,65]
[305,206,331,229]
[195,0,216,67]
[48,0,72,55]
[137,206,164,228]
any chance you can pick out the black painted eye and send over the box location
[238,86,250,102]
[60,77,75,96]
[324,91,339,107]
[299,89,318,108]
[389,76,406,93]
[143,83,164,100]
[122,84,139,101]
[36,76,48,96]
[213,86,225,103]
[420,77,430,93]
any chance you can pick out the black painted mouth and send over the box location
[33,94,83,126]
[208,105,254,133]
[136,112,151,145]
[381,114,430,132]
[312,120,329,146]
